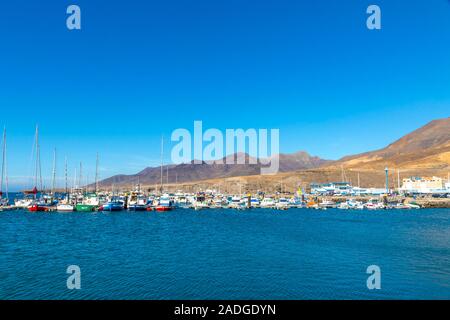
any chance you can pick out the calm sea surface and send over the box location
[0,208,449,299]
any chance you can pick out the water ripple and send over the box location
[0,208,449,299]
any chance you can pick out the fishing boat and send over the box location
[288,197,303,208]
[128,194,148,211]
[101,199,124,212]
[75,193,99,212]
[128,201,147,211]
[210,195,228,209]
[306,200,321,209]
[28,197,56,212]
[174,192,191,209]
[260,196,276,208]
[28,204,49,212]
[250,197,260,208]
[75,203,96,212]
[228,195,242,209]
[192,193,209,210]
[275,197,290,210]
[337,202,350,209]
[319,200,337,209]
[391,203,410,209]
[27,195,53,212]
[388,201,420,210]
[56,203,74,212]
[193,202,209,210]
[128,203,147,211]
[211,197,224,208]
[127,186,148,211]
[235,202,247,210]
[155,194,173,212]
[145,195,157,211]
[364,198,385,210]
[28,192,57,212]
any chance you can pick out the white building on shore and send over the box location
[310,182,389,196]
[400,176,445,194]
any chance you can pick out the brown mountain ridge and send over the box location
[97,151,330,188]
[328,117,450,171]
[97,117,450,190]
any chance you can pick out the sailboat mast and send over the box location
[79,162,83,191]
[51,148,56,195]
[160,136,164,193]
[0,127,7,199]
[73,167,77,189]
[35,126,38,190]
[95,153,99,193]
[4,129,8,199]
[33,124,43,196]
[34,125,38,190]
[64,157,68,194]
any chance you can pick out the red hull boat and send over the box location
[28,204,49,212]
[155,206,172,212]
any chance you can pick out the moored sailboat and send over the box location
[27,125,46,212]
[0,127,9,207]
[56,157,74,212]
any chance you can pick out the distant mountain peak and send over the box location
[97,150,329,188]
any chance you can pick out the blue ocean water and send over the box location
[0,208,449,300]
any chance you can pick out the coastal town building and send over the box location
[400,176,444,194]
[310,182,388,196]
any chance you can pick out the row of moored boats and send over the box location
[1,191,421,212]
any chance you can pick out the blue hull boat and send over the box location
[128,204,147,211]
[102,201,124,211]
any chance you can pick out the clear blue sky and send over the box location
[1,0,449,189]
